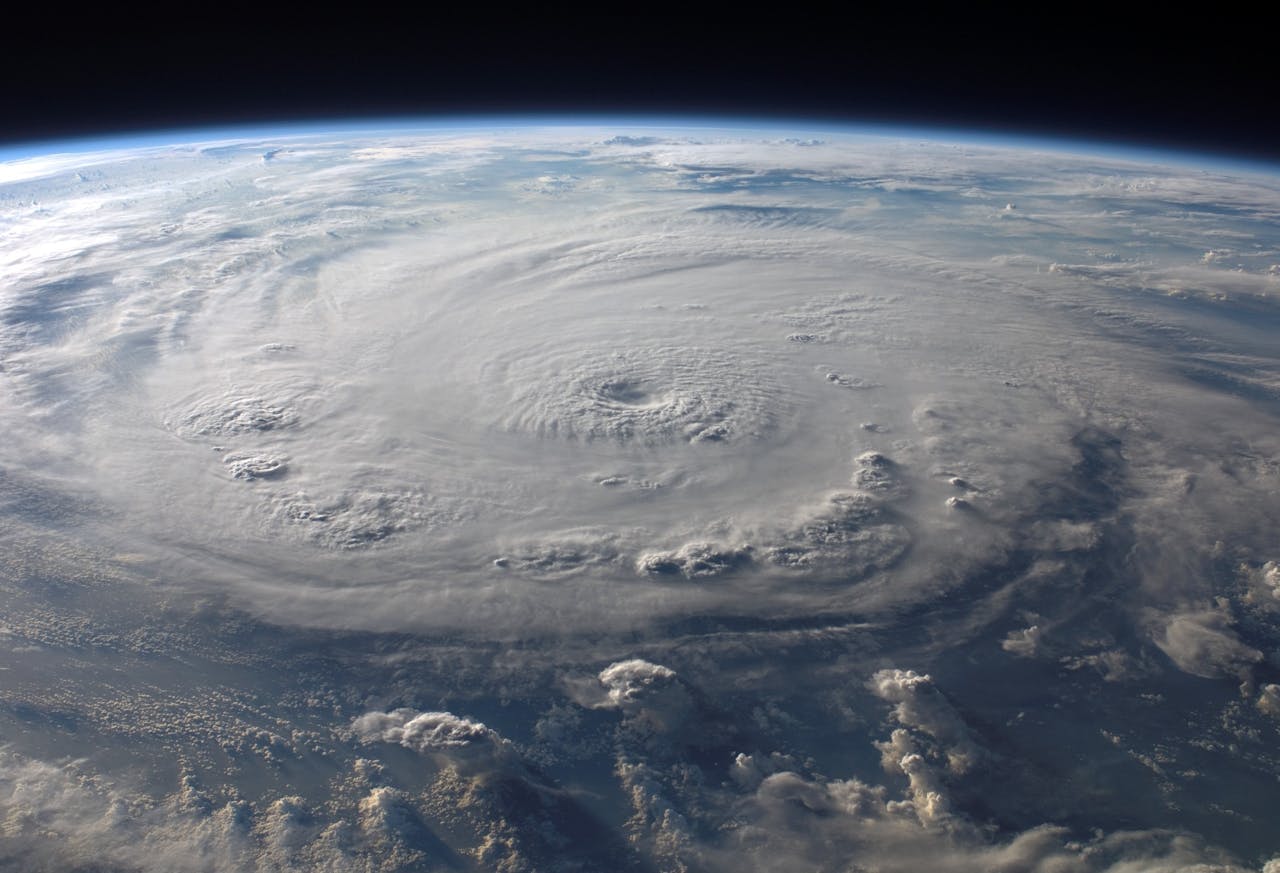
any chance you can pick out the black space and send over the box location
[3,15,1275,163]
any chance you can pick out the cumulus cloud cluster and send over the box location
[635,541,753,579]
[722,767,1268,873]
[0,750,413,873]
[352,709,495,752]
[870,669,982,775]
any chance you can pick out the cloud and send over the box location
[222,450,289,481]
[1258,684,1280,719]
[870,669,982,775]
[265,487,431,550]
[169,385,305,439]
[562,658,696,739]
[718,761,1266,873]
[1243,560,1280,608]
[1002,624,1044,657]
[601,135,665,147]
[852,450,909,498]
[598,658,678,707]
[763,490,910,578]
[352,709,495,752]
[875,728,955,827]
[0,749,344,872]
[491,343,785,445]
[1153,609,1262,679]
[356,786,437,869]
[635,541,753,579]
[8,124,1273,647]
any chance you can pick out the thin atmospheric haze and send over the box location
[1,123,1279,872]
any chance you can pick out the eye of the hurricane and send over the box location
[597,377,658,406]
[490,345,783,445]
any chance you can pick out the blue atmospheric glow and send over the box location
[1,114,1276,177]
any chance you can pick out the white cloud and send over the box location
[598,658,678,707]
[5,126,1276,647]
[352,709,494,752]
[870,669,982,774]
[1002,624,1043,657]
[1153,609,1262,679]
[0,749,349,872]
[721,761,1262,873]
[1259,684,1280,719]
[635,541,753,579]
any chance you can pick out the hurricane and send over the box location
[2,124,1279,872]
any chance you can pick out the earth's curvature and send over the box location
[2,123,1280,872]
